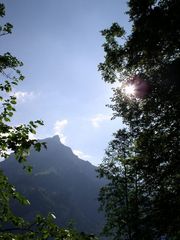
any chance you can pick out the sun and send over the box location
[124,84,135,96]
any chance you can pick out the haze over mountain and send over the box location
[0,135,105,234]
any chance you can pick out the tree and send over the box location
[98,129,154,240]
[0,3,97,239]
[98,0,180,239]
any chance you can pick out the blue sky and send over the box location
[2,0,131,165]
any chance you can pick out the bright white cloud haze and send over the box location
[14,91,35,102]
[91,114,111,128]
[53,120,68,144]
[73,149,91,160]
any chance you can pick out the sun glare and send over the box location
[124,84,135,96]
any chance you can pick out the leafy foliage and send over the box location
[98,0,180,239]
[0,3,98,239]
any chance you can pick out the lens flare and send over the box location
[124,84,135,96]
[119,75,151,99]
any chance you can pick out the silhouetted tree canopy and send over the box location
[98,0,180,239]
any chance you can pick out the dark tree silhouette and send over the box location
[98,0,180,239]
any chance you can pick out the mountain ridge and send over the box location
[0,135,105,234]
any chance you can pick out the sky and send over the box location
[1,0,131,165]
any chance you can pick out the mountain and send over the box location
[0,135,105,235]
